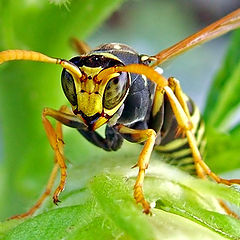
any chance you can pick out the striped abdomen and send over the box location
[155,94,206,175]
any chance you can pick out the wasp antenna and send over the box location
[0,50,58,64]
[57,59,82,78]
[0,49,82,78]
[116,64,168,87]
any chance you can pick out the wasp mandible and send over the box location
[0,8,240,218]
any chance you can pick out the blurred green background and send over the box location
[0,0,239,221]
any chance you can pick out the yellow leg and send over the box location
[164,86,240,185]
[102,64,240,185]
[151,85,164,118]
[41,105,87,204]
[185,130,240,185]
[218,200,240,219]
[117,125,156,214]
[168,77,191,121]
[167,79,206,177]
[42,106,69,204]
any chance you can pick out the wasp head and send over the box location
[61,54,130,130]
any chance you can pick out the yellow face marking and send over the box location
[82,80,95,93]
[80,66,103,79]
[77,92,102,116]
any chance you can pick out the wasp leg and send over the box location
[168,77,191,122]
[116,124,156,214]
[167,77,206,176]
[42,107,67,205]
[164,86,240,185]
[166,85,240,217]
[165,80,240,217]
[70,38,91,55]
[42,106,88,205]
[105,64,240,185]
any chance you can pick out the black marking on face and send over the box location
[69,55,123,69]
[78,111,101,130]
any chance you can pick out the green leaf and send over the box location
[203,30,240,174]
[204,30,240,127]
[206,61,240,129]
[1,159,240,240]
[90,175,156,240]
[205,128,240,173]
[155,201,240,240]
[0,219,23,239]
[4,202,101,240]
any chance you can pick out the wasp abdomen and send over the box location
[155,96,206,175]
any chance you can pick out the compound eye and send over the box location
[61,69,77,106]
[103,72,130,109]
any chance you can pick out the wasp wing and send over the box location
[151,8,240,67]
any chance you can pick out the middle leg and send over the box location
[116,124,156,214]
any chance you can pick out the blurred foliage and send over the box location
[0,0,124,220]
[204,30,240,173]
[0,1,240,239]
[204,30,240,128]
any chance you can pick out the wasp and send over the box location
[0,9,240,218]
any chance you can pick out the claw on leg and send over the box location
[133,131,156,214]
[186,130,240,186]
[134,174,151,214]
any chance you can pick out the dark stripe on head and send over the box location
[69,55,123,69]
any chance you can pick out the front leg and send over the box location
[116,124,156,214]
[42,106,88,204]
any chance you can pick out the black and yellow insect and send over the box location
[1,9,240,218]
